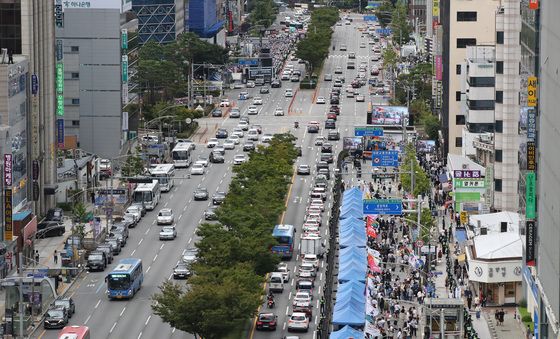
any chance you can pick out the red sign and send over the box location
[529,0,538,10]
[435,55,443,81]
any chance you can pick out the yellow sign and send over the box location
[528,76,537,107]
[460,211,468,225]
[433,0,440,17]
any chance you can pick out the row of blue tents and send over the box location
[331,188,367,337]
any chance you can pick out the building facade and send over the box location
[55,5,124,159]
[132,0,185,45]
[440,0,498,156]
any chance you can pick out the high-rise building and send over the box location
[440,0,498,156]
[189,0,225,45]
[132,0,185,45]
[535,1,560,337]
[55,3,125,159]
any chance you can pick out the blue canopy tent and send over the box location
[337,280,365,303]
[338,259,366,283]
[330,325,364,339]
[339,228,366,248]
[339,218,365,229]
[340,246,367,263]
[340,201,363,213]
[343,187,363,200]
[342,194,362,206]
[332,296,365,326]
[339,220,366,234]
[339,206,363,220]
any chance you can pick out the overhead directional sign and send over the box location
[238,59,259,66]
[371,150,399,167]
[363,15,377,21]
[376,28,392,35]
[355,126,384,137]
[363,199,403,215]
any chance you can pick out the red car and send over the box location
[327,112,337,120]
[329,105,340,115]
[256,313,277,331]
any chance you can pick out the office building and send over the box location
[189,0,225,45]
[440,0,498,156]
[55,3,125,159]
[132,0,185,45]
[536,1,560,338]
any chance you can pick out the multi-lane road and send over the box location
[37,12,386,339]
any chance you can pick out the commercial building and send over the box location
[440,0,498,156]
[55,3,125,159]
[535,0,560,338]
[132,0,185,45]
[189,0,225,46]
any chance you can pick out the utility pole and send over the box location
[18,252,24,338]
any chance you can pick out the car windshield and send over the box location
[54,300,69,308]
[47,309,64,318]
[292,314,306,321]
[88,254,103,261]
[159,210,172,216]
[107,273,131,290]
[259,314,275,321]
[162,227,174,233]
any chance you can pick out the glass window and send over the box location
[457,11,477,22]
[456,64,461,75]
[495,120,503,133]
[468,100,495,110]
[495,179,502,192]
[457,38,477,48]
[496,61,504,74]
[456,115,466,125]
[456,91,461,101]
[468,77,495,87]
[495,149,502,162]
[496,31,504,44]
[455,137,462,148]
[496,91,503,103]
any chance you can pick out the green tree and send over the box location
[375,0,394,27]
[72,202,88,239]
[250,0,276,28]
[420,112,440,140]
[399,144,430,196]
[390,1,412,46]
[420,208,435,243]
[383,47,398,69]
[121,154,145,178]
[295,8,339,72]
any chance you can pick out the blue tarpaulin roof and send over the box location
[339,223,366,237]
[330,325,364,339]
[340,246,367,263]
[338,260,366,283]
[337,280,365,303]
[339,206,363,220]
[343,187,362,199]
[340,201,363,214]
[342,194,362,206]
[332,296,366,326]
[339,232,366,248]
[340,218,365,229]
[13,210,31,221]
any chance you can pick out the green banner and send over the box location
[526,171,536,219]
[453,178,486,189]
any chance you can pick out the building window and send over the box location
[457,11,477,22]
[496,90,503,103]
[455,137,462,147]
[72,120,80,126]
[496,31,504,44]
[71,46,79,52]
[456,115,466,125]
[71,98,80,105]
[467,100,495,110]
[456,91,462,101]
[496,61,504,74]
[495,179,502,192]
[495,120,503,133]
[71,72,79,79]
[495,149,503,162]
[456,64,461,75]
[457,38,477,48]
[467,77,495,87]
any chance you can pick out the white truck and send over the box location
[300,235,325,257]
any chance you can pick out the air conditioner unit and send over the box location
[462,164,468,169]
[480,227,487,235]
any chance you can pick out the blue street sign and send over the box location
[238,59,259,66]
[355,126,384,137]
[363,15,377,21]
[371,150,399,167]
[376,28,392,35]
[363,199,403,215]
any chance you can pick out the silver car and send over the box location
[157,208,174,225]
[159,226,177,240]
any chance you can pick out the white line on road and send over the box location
[318,285,322,295]
[315,315,318,325]
[152,220,156,225]
[146,266,151,273]
[120,307,126,316]
[188,237,192,244]
[179,214,182,220]
[170,194,174,199]
[164,202,169,207]
[288,291,292,300]
[180,180,184,185]
[172,328,176,333]
[291,278,294,286]
[145,228,150,235]
[137,332,143,339]
[160,243,165,250]
[131,249,136,256]
[316,299,319,308]
[110,322,117,333]
[285,306,289,316]
[168,273,173,280]
[138,238,143,245]
[153,254,158,262]
[314,330,318,339]
[283,322,287,330]
[320,272,323,281]
[183,205,187,211]
[85,314,91,324]
[95,300,101,308]
[145,315,152,325]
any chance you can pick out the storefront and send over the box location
[446,154,486,212]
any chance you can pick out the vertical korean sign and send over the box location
[526,172,536,219]
[4,154,12,241]
[435,55,443,81]
[55,39,64,117]
[526,220,536,266]
[527,76,537,107]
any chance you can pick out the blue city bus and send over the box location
[271,224,295,259]
[106,258,143,300]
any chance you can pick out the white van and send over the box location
[247,129,259,141]
[269,272,284,293]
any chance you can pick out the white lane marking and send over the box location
[95,300,101,308]
[146,266,151,273]
[137,332,143,339]
[283,322,287,330]
[179,214,182,220]
[145,228,150,235]
[138,238,143,245]
[170,194,174,199]
[291,278,294,286]
[120,307,126,317]
[172,328,176,333]
[315,315,318,325]
[160,243,165,250]
[316,299,320,308]
[131,249,136,256]
[85,314,92,324]
[168,273,173,280]
[320,272,323,281]
[288,291,292,300]
[110,322,117,333]
[183,205,187,211]
[145,315,152,325]
[319,285,322,295]
[180,180,184,185]
[152,220,156,225]
[188,237,192,244]
[285,306,289,316]
[153,254,158,262]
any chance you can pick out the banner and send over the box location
[435,55,443,81]
[4,188,12,241]
[366,216,377,238]
[433,0,440,17]
[528,76,537,107]
[526,220,536,266]
[526,172,536,219]
[453,178,485,189]
[527,141,536,171]
[4,154,12,187]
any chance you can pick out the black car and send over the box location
[210,151,225,163]
[211,108,223,117]
[43,307,68,329]
[328,131,340,140]
[329,105,340,115]
[325,119,336,129]
[173,262,191,279]
[316,161,329,171]
[318,168,331,180]
[204,206,219,220]
[46,208,64,222]
[321,143,333,153]
[243,141,256,151]
[320,153,334,163]
[215,129,228,139]
[330,96,339,105]
[110,229,127,246]
[194,188,209,200]
[54,298,76,318]
[86,251,107,271]
[212,191,226,205]
[37,221,65,238]
[256,312,278,331]
[96,244,114,264]
[271,80,282,88]
[260,86,270,94]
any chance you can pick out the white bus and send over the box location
[172,142,193,168]
[132,180,161,210]
[149,164,175,192]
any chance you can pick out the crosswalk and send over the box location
[328,54,371,59]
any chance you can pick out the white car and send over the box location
[334,66,343,74]
[293,291,312,306]
[302,223,320,233]
[190,163,205,175]
[288,312,310,332]
[228,135,240,144]
[232,128,244,138]
[285,89,294,97]
[207,138,219,148]
[125,205,142,221]
[233,154,247,165]
[247,105,259,115]
[157,208,174,225]
[159,226,177,240]
[302,254,319,268]
[247,129,259,141]
[310,199,324,211]
[219,99,230,107]
[277,262,290,282]
[314,136,325,146]
[298,262,316,278]
[274,107,285,116]
[261,134,273,143]
[196,156,209,167]
[316,96,326,104]
[237,121,249,131]
[223,140,235,149]
[246,81,255,88]
[253,97,263,105]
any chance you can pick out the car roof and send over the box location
[159,208,172,213]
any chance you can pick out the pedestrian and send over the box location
[475,304,481,319]
[53,250,58,264]
[35,250,39,265]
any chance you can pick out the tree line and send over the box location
[152,134,298,339]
